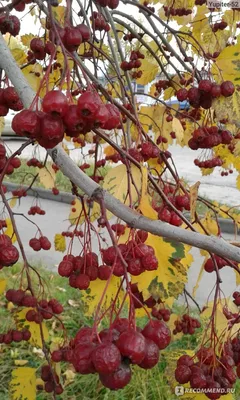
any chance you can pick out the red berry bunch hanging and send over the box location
[154,80,171,96]
[90,12,110,32]
[26,298,63,323]
[151,305,171,322]
[0,234,19,269]
[140,142,160,161]
[188,126,233,151]
[28,206,46,216]
[6,289,37,307]
[52,318,170,389]
[175,346,237,398]
[0,86,23,116]
[203,256,227,273]
[0,14,20,36]
[0,329,31,344]
[12,188,27,198]
[212,20,228,32]
[95,0,119,9]
[194,157,223,169]
[120,50,144,74]
[27,158,44,168]
[173,314,201,335]
[41,365,63,394]
[163,6,192,17]
[29,236,51,251]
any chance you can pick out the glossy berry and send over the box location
[116,329,146,364]
[198,79,212,92]
[29,238,41,252]
[75,273,90,289]
[58,260,74,277]
[99,362,131,390]
[220,81,235,97]
[92,343,121,373]
[40,236,51,250]
[42,90,68,117]
[138,338,159,369]
[142,320,171,350]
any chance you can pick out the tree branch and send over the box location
[1,33,240,262]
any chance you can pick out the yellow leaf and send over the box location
[16,308,49,347]
[138,166,158,220]
[192,255,208,298]
[68,198,87,225]
[21,34,35,47]
[104,145,117,158]
[212,36,240,83]
[39,165,55,189]
[22,64,43,92]
[54,233,66,252]
[236,174,240,191]
[93,164,142,220]
[11,48,27,65]
[194,212,219,236]
[0,117,4,136]
[0,279,6,295]
[4,218,17,243]
[14,360,28,366]
[52,5,66,23]
[200,167,214,176]
[136,59,159,85]
[81,276,124,316]
[10,367,36,400]
[9,197,18,208]
[212,91,240,127]
[189,181,200,220]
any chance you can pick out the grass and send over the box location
[0,264,239,400]
[3,160,111,193]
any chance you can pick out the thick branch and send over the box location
[1,33,240,262]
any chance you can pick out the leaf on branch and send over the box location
[39,165,56,189]
[189,181,200,221]
[10,367,36,400]
[212,91,240,127]
[15,308,49,347]
[21,34,35,48]
[4,218,17,243]
[81,276,124,316]
[136,59,159,85]
[212,37,240,83]
[0,279,6,295]
[9,197,18,209]
[22,65,43,92]
[192,255,208,298]
[54,234,66,252]
[0,117,4,136]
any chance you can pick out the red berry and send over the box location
[92,343,121,373]
[41,365,52,382]
[142,320,171,350]
[198,79,212,92]
[0,245,19,266]
[103,104,121,130]
[138,338,159,369]
[176,88,188,101]
[38,114,65,149]
[40,236,51,250]
[77,91,101,120]
[51,350,63,362]
[42,90,68,117]
[12,330,23,342]
[220,81,235,97]
[58,260,74,277]
[211,84,221,98]
[99,362,131,390]
[141,254,158,271]
[77,24,91,42]
[98,265,112,280]
[190,372,207,389]
[29,238,41,252]
[22,330,31,341]
[75,273,90,289]
[72,343,96,374]
[158,208,171,223]
[63,26,82,52]
[116,329,146,364]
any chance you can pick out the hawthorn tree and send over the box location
[1,0,240,398]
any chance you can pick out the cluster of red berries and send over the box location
[120,50,144,72]
[212,20,228,32]
[156,134,168,144]
[220,170,233,177]
[28,39,55,62]
[0,234,19,269]
[28,206,46,216]
[58,253,99,290]
[90,12,110,32]
[151,306,171,322]
[61,230,84,237]
[194,157,223,169]
[41,365,63,394]
[173,314,201,335]
[140,142,160,161]
[123,33,142,42]
[0,14,20,37]
[195,0,206,4]
[163,6,192,17]
[6,289,37,307]
[95,0,119,9]
[0,329,31,344]
[176,80,235,110]
[12,188,27,198]
[233,291,240,306]
[175,346,238,399]
[53,318,171,390]
[12,89,121,149]
[49,23,90,52]
[0,144,21,176]
[154,80,171,96]
[0,86,23,117]
[26,299,63,323]
[102,239,158,278]
[156,194,190,226]
[203,256,228,273]
[29,236,51,251]
[189,127,233,151]
[26,158,44,168]
[12,0,34,12]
